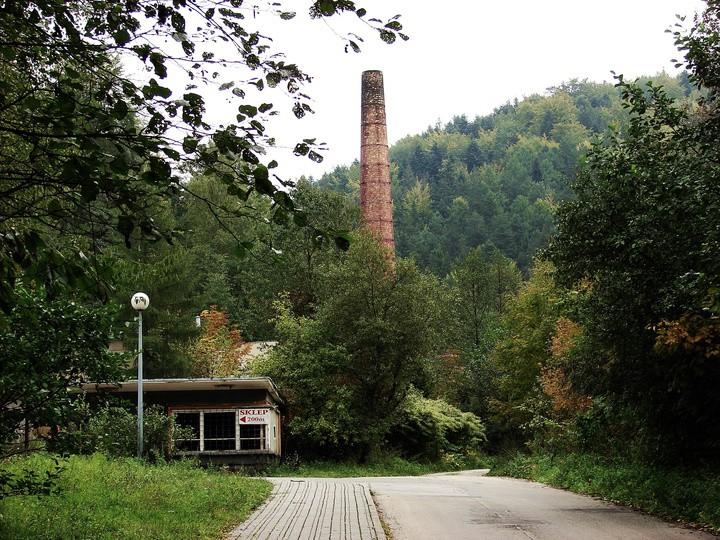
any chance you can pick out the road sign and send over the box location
[238,408,270,424]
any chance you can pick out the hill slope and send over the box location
[317,75,693,273]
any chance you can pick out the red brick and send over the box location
[360,70,395,258]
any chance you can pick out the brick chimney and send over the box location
[360,70,395,257]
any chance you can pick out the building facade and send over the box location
[83,377,283,465]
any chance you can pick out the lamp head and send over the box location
[131,292,150,311]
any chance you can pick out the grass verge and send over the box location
[0,453,272,540]
[371,490,394,540]
[490,452,720,534]
[258,453,493,478]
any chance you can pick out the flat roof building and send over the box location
[82,377,284,466]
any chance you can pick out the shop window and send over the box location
[204,412,236,450]
[172,409,269,452]
[239,424,266,450]
[175,412,200,451]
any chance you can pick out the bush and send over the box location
[54,404,191,461]
[389,388,486,460]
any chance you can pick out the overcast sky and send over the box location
[199,0,706,181]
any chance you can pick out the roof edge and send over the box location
[80,376,284,404]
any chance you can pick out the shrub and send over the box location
[389,388,486,460]
[54,404,191,461]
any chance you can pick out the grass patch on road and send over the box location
[490,452,720,534]
[260,453,492,478]
[0,453,272,540]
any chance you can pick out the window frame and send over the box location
[171,408,271,454]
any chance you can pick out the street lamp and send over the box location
[131,292,149,458]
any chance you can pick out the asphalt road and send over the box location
[369,470,716,540]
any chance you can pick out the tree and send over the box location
[447,245,521,350]
[0,288,125,496]
[0,1,408,312]
[487,260,560,446]
[547,1,720,461]
[253,232,450,458]
[188,307,249,377]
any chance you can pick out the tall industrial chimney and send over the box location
[360,70,395,257]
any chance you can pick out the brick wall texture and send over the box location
[360,70,396,257]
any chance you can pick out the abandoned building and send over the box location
[82,377,284,465]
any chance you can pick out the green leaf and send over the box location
[161,147,181,160]
[149,53,168,78]
[272,206,289,225]
[253,165,274,195]
[113,29,131,46]
[142,79,172,99]
[266,72,282,88]
[182,137,199,153]
[315,0,336,16]
[272,190,294,210]
[379,30,396,44]
[294,143,310,156]
[238,105,258,117]
[112,100,129,120]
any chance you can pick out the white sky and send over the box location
[163,0,707,182]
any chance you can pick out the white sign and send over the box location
[238,408,270,425]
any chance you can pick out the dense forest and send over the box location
[318,74,696,273]
[105,75,697,372]
[2,0,720,532]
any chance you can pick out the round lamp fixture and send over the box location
[131,292,150,311]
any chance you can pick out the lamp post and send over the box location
[131,292,149,458]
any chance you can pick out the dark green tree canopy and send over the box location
[0,0,407,312]
[547,1,720,461]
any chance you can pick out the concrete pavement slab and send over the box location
[227,478,386,540]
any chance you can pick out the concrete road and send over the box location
[369,470,716,540]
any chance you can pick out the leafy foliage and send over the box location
[0,1,406,313]
[547,2,720,461]
[55,404,192,462]
[253,232,450,458]
[0,287,125,496]
[188,307,249,377]
[389,388,485,460]
[0,289,125,448]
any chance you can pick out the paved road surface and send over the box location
[228,471,716,540]
[371,470,715,540]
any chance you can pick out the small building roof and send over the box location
[81,376,283,404]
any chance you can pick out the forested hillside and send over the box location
[3,0,720,532]
[318,75,694,273]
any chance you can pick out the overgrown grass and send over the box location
[491,452,720,534]
[258,453,493,477]
[0,453,272,540]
